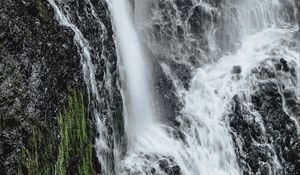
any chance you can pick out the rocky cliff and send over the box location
[0,0,122,174]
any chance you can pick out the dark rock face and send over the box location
[152,57,190,126]
[188,5,217,38]
[228,58,300,175]
[0,0,83,174]
[49,0,125,173]
[0,0,121,174]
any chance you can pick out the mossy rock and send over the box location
[55,90,93,175]
[17,90,93,175]
[18,123,57,175]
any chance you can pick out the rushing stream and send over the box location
[47,0,299,174]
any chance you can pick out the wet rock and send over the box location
[174,0,193,19]
[231,65,242,81]
[171,165,181,174]
[231,65,242,74]
[280,58,289,72]
[173,129,186,142]
[188,5,216,37]
[159,158,181,175]
[228,58,300,174]
[145,1,229,132]
[152,59,185,126]
[159,159,170,170]
[0,0,119,174]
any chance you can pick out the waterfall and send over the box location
[108,0,240,174]
[48,0,299,174]
[107,0,156,139]
[109,0,299,174]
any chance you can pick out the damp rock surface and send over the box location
[0,0,84,173]
[0,0,120,174]
[228,58,300,175]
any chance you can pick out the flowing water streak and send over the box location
[107,0,158,147]
[47,0,113,174]
[298,30,300,100]
[107,1,188,173]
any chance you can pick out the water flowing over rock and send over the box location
[229,57,300,174]
[1,0,299,175]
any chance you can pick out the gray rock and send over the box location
[231,65,242,74]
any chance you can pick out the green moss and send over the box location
[17,90,93,175]
[55,90,93,175]
[18,123,56,175]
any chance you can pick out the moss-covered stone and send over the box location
[55,90,93,175]
[16,90,93,175]
[18,124,56,175]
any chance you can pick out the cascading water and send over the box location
[48,0,299,174]
[107,1,183,174]
[107,0,156,137]
[109,0,299,174]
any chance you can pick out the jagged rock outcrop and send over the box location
[228,58,300,175]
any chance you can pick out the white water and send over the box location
[107,0,157,144]
[182,26,299,175]
[108,1,177,173]
[49,0,299,174]
[108,0,239,174]
[109,0,299,175]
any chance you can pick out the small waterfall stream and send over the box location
[48,0,299,174]
[47,0,116,174]
[107,0,157,139]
